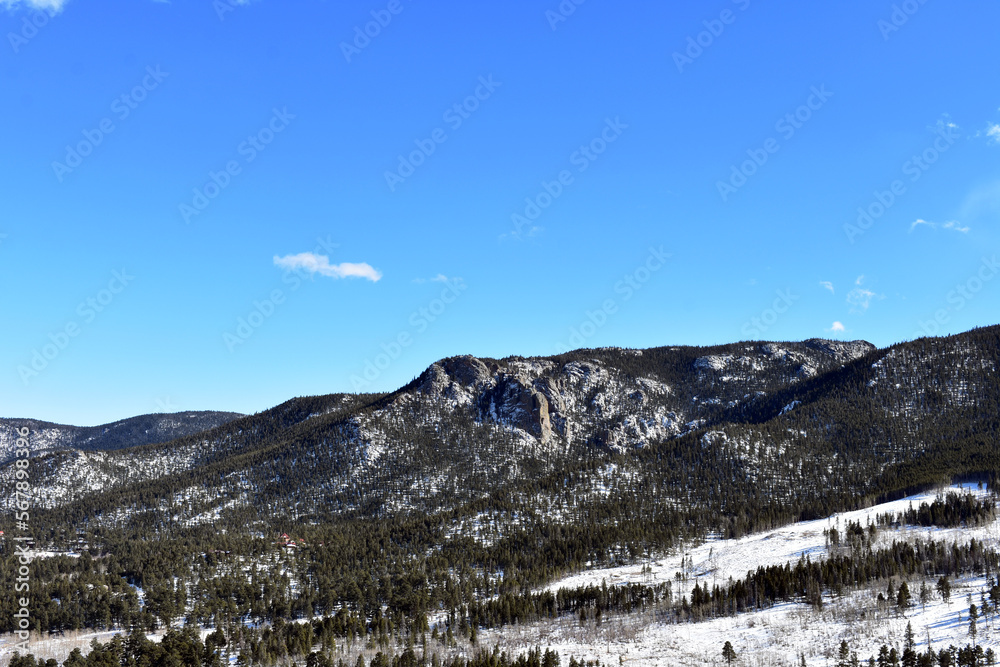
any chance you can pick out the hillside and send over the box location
[0,411,243,464]
[1,338,876,524]
[5,329,1000,534]
[2,327,1000,667]
[7,327,1000,535]
[485,483,1000,667]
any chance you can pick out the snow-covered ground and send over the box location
[548,483,997,592]
[0,626,224,667]
[489,574,999,667]
[505,483,999,666]
[3,485,995,667]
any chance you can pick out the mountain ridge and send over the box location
[0,332,917,529]
[2,326,1000,663]
[4,327,998,536]
[0,410,243,465]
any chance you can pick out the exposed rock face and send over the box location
[803,338,877,363]
[495,378,551,443]
[404,338,876,455]
[416,356,555,442]
[439,355,494,388]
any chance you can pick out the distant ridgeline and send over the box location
[0,411,242,464]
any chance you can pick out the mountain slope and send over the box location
[0,411,243,464]
[2,326,1000,656]
[4,328,999,539]
[0,335,894,529]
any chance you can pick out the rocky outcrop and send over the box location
[481,376,552,443]
[804,338,877,363]
[402,339,877,453]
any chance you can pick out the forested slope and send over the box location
[2,326,999,657]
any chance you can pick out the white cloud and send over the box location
[846,275,882,313]
[1,0,66,11]
[273,252,382,282]
[819,281,834,294]
[909,218,969,233]
[942,220,970,233]
[847,288,877,312]
[1,0,209,11]
[936,116,958,131]
[986,124,1000,144]
[412,274,456,284]
[828,321,845,333]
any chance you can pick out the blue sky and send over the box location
[2,0,999,425]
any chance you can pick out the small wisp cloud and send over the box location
[274,252,382,282]
[1,0,244,12]
[412,274,455,284]
[909,219,970,234]
[846,275,881,313]
[1,0,67,10]
[986,124,1000,144]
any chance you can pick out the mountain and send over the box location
[2,326,1000,661]
[0,338,876,522]
[4,327,1000,541]
[0,411,243,464]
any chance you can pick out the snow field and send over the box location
[517,484,998,666]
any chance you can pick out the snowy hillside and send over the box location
[0,411,242,464]
[547,484,997,592]
[491,485,1000,667]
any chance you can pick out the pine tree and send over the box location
[838,640,851,667]
[937,576,952,605]
[902,623,916,667]
[897,582,912,615]
[723,641,737,666]
[919,582,931,611]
